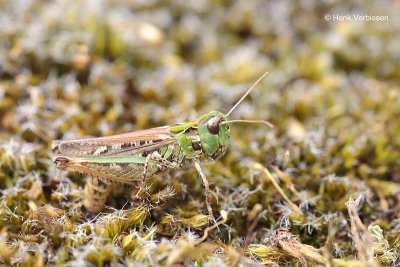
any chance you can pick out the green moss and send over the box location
[0,0,399,266]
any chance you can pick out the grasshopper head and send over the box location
[197,111,230,160]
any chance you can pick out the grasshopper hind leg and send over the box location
[83,176,112,213]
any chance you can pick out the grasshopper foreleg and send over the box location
[194,161,215,222]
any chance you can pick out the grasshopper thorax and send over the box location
[196,111,230,160]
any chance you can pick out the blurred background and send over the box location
[0,0,399,266]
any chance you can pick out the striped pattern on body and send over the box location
[53,126,206,212]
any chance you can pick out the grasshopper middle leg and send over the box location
[134,152,178,199]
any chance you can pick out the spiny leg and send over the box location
[134,152,177,199]
[83,176,112,213]
[194,161,215,222]
[134,153,157,198]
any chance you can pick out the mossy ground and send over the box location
[0,1,399,266]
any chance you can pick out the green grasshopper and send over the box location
[52,71,272,218]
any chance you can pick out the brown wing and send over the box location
[53,126,177,157]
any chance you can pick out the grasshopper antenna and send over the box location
[225,71,269,117]
[221,119,273,128]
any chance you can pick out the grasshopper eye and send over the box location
[206,119,220,135]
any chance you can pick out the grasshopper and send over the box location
[52,71,272,218]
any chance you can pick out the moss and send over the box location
[0,0,399,266]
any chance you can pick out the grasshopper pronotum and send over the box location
[52,71,272,218]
